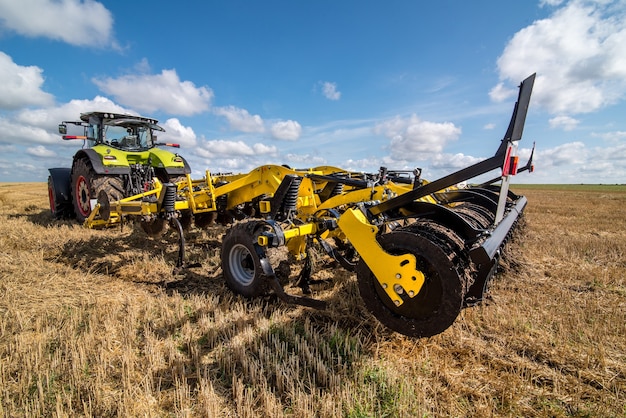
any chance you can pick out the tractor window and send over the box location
[104,125,153,150]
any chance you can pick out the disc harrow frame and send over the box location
[77,74,536,338]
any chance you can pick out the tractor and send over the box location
[47,112,191,222]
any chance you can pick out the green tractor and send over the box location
[48,112,191,222]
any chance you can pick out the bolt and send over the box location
[394,284,404,294]
[395,273,402,279]
[409,290,415,297]
[382,283,388,289]
[394,300,401,306]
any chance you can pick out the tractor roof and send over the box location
[79,112,164,131]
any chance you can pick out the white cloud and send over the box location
[93,69,213,116]
[320,81,341,100]
[483,123,496,130]
[592,130,626,144]
[0,96,133,148]
[549,115,580,130]
[26,145,56,158]
[0,52,54,109]
[0,0,115,47]
[537,141,588,167]
[283,153,326,166]
[160,118,197,148]
[200,139,276,157]
[374,114,461,160]
[430,153,484,171]
[213,106,265,133]
[15,96,132,130]
[0,117,59,145]
[493,0,626,115]
[270,120,302,141]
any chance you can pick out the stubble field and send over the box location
[0,182,624,417]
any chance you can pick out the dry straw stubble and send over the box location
[0,182,625,417]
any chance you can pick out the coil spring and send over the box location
[330,182,344,197]
[163,183,177,214]
[282,176,301,214]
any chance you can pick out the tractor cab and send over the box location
[58,112,165,151]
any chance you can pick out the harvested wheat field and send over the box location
[0,182,624,417]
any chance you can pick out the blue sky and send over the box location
[1,0,625,184]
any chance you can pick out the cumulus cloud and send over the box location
[374,114,461,160]
[283,153,326,166]
[213,106,265,133]
[549,115,580,131]
[0,0,115,47]
[0,52,54,109]
[320,81,341,100]
[160,118,197,148]
[270,120,302,141]
[200,139,277,157]
[93,69,213,116]
[15,96,132,130]
[26,145,56,158]
[538,141,588,167]
[492,0,626,115]
[0,117,59,145]
[430,153,484,171]
[0,96,133,148]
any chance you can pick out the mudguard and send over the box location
[73,149,130,175]
[48,168,72,204]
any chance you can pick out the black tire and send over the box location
[48,176,73,219]
[71,159,125,223]
[356,225,467,338]
[221,222,268,298]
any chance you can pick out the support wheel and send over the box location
[356,225,467,338]
[221,222,268,298]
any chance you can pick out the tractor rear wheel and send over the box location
[356,223,468,338]
[221,221,268,298]
[71,159,124,223]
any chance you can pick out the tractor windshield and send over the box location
[103,123,155,151]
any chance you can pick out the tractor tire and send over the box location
[71,159,125,223]
[48,175,73,219]
[221,221,268,298]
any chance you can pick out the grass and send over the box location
[1,182,625,416]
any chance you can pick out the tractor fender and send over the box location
[73,149,130,175]
[48,168,72,204]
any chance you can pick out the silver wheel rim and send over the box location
[229,243,255,286]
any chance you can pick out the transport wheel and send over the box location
[221,221,268,297]
[48,176,73,219]
[71,159,124,223]
[356,225,467,338]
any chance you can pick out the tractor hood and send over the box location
[91,144,186,170]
